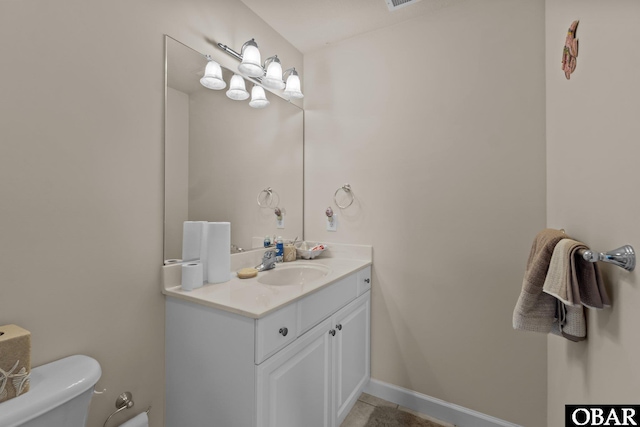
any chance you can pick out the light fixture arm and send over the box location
[217,38,259,62]
[241,38,258,53]
[282,67,299,79]
[217,43,243,61]
[263,55,281,69]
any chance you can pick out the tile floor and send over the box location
[341,393,456,427]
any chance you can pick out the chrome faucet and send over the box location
[256,250,277,272]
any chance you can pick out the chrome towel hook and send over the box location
[582,245,635,272]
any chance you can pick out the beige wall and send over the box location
[546,2,640,425]
[303,1,547,425]
[0,1,301,426]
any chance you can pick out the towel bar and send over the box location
[582,245,635,272]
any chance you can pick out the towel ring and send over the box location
[334,184,354,209]
[257,187,279,209]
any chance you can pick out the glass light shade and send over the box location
[200,60,226,90]
[226,74,250,101]
[284,73,304,99]
[262,60,285,90]
[238,44,264,78]
[249,86,270,109]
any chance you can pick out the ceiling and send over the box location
[240,0,464,54]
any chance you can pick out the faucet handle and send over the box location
[255,249,278,272]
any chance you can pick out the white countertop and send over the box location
[162,244,372,319]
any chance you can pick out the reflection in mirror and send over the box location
[164,36,304,261]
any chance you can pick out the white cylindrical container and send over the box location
[206,222,231,284]
[181,262,203,291]
[199,221,209,283]
[182,222,203,262]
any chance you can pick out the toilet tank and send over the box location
[0,355,101,427]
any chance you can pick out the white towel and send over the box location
[542,238,586,306]
[119,412,148,427]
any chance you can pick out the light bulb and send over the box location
[262,58,285,90]
[200,60,226,90]
[226,74,250,101]
[283,71,304,99]
[238,42,263,78]
[249,86,270,109]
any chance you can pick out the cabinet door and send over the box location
[333,292,371,427]
[256,318,332,427]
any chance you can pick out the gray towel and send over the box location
[541,239,613,342]
[550,300,586,342]
[575,249,611,309]
[513,229,567,333]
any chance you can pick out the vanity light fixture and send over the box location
[226,74,250,100]
[217,39,304,99]
[200,56,226,90]
[249,85,270,109]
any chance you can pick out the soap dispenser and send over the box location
[275,236,284,262]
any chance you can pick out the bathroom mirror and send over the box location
[163,36,304,261]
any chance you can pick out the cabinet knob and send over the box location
[364,278,370,284]
[279,327,288,337]
[336,324,342,331]
[329,329,336,336]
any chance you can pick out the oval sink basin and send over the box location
[257,263,330,286]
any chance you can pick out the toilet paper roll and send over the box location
[181,262,203,291]
[206,222,231,284]
[182,221,203,262]
[118,412,148,427]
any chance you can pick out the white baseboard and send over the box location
[363,379,522,427]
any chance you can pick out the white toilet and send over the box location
[0,355,101,427]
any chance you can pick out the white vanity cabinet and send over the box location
[165,265,372,427]
[333,292,370,425]
[256,292,370,427]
